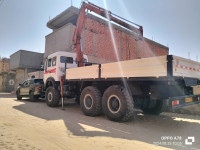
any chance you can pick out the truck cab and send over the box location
[44,51,88,88]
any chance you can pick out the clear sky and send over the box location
[0,0,199,61]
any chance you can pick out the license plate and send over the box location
[185,97,192,103]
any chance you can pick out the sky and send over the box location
[0,0,199,61]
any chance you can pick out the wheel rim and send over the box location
[84,94,93,109]
[107,95,121,113]
[48,92,53,102]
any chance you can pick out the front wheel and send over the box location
[29,91,38,102]
[46,87,60,107]
[16,90,22,100]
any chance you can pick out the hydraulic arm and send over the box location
[73,2,143,67]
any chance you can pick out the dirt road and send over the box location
[0,93,200,150]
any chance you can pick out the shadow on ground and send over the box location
[6,93,200,150]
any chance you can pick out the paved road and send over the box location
[0,93,200,150]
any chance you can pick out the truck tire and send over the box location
[46,86,60,107]
[29,91,38,102]
[102,85,134,122]
[16,90,22,100]
[80,86,102,116]
[141,100,164,115]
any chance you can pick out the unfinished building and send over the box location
[10,50,44,89]
[45,6,169,64]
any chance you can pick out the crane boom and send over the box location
[73,2,143,67]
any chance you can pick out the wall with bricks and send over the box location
[0,58,10,73]
[78,16,169,62]
[28,71,44,79]
[46,8,169,63]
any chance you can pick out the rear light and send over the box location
[36,85,41,90]
[172,100,179,106]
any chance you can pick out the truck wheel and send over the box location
[102,85,134,122]
[29,91,38,102]
[16,90,22,100]
[46,87,60,107]
[80,86,102,116]
[141,100,164,115]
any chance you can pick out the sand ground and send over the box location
[0,93,200,150]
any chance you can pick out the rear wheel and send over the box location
[80,86,102,116]
[46,86,60,107]
[141,100,164,115]
[29,91,38,102]
[16,90,22,100]
[102,85,134,122]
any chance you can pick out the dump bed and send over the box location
[65,55,200,80]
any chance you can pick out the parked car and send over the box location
[16,78,44,101]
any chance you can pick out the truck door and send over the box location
[44,57,57,80]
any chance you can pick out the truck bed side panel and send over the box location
[66,56,168,80]
[101,56,167,78]
[66,65,99,80]
[173,56,200,79]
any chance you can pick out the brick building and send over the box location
[0,58,16,92]
[45,6,169,63]
[0,58,10,73]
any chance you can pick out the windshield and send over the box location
[60,56,73,64]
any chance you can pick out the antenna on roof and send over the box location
[188,52,190,59]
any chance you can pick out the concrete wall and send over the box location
[15,69,25,90]
[10,50,44,70]
[2,73,15,92]
[28,71,44,79]
[44,23,75,59]
[0,75,2,91]
[10,51,21,70]
[14,68,39,90]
